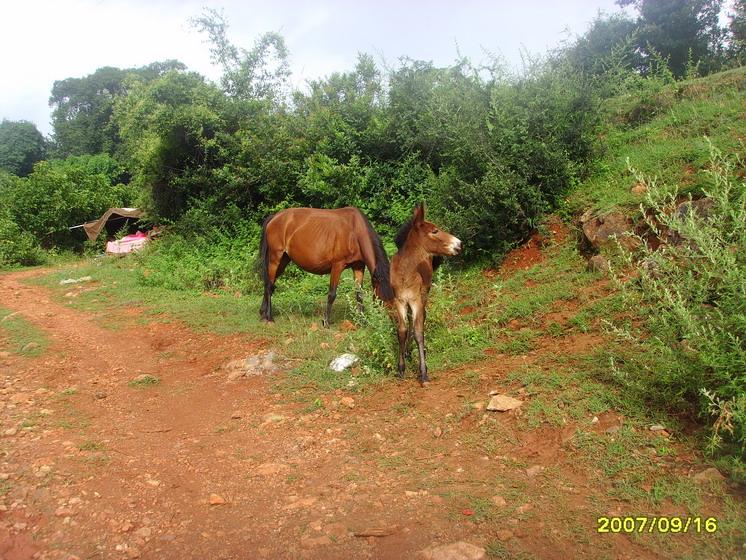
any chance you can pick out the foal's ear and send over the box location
[413,202,425,225]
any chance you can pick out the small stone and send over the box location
[693,467,725,484]
[120,520,134,532]
[591,416,599,424]
[55,506,74,517]
[126,547,141,559]
[491,495,507,507]
[135,527,152,538]
[416,541,486,560]
[525,465,544,478]
[486,395,523,412]
[4,427,18,437]
[340,397,355,409]
[433,426,442,438]
[649,424,666,432]
[516,503,532,514]
[496,529,514,542]
[329,353,359,372]
[209,494,226,505]
[588,254,610,274]
[231,412,242,420]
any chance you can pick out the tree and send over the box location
[618,0,727,77]
[49,60,186,158]
[729,0,746,63]
[0,120,46,176]
[190,8,290,102]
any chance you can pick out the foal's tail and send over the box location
[257,213,276,289]
[358,212,394,301]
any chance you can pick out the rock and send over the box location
[340,397,355,409]
[433,426,442,438]
[231,411,242,419]
[135,527,152,538]
[59,276,93,285]
[126,547,141,559]
[693,467,725,484]
[486,395,523,412]
[649,424,666,432]
[416,541,487,560]
[491,495,507,507]
[581,211,639,251]
[55,506,74,517]
[261,413,285,424]
[591,416,599,424]
[209,494,226,505]
[4,427,18,437]
[587,255,610,274]
[496,529,514,542]
[224,352,276,380]
[525,465,544,478]
[329,353,359,372]
[676,198,714,221]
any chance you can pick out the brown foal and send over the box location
[390,203,462,385]
[259,207,394,326]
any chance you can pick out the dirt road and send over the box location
[0,268,738,559]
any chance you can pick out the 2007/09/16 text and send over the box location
[597,516,718,534]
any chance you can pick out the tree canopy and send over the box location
[0,120,46,177]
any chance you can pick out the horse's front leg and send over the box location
[352,265,365,315]
[412,301,429,385]
[323,264,344,328]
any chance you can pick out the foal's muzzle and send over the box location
[449,238,463,255]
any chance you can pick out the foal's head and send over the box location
[395,203,462,257]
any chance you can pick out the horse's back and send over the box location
[267,207,363,273]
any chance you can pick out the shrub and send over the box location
[616,144,745,461]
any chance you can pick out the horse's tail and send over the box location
[257,213,276,289]
[357,211,394,301]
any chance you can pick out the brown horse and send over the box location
[259,207,394,326]
[390,203,462,385]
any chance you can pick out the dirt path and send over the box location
[0,269,738,560]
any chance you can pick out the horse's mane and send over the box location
[358,211,394,301]
[394,217,442,271]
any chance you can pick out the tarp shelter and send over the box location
[82,208,143,241]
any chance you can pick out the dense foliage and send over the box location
[0,120,46,177]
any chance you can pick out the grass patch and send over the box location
[0,307,48,357]
[128,375,160,388]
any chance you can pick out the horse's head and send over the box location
[409,203,462,256]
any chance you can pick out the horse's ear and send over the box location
[413,202,425,225]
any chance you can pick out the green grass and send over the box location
[0,307,48,356]
[128,374,161,388]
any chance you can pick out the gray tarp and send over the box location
[82,208,143,241]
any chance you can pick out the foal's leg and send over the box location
[352,265,365,314]
[261,252,289,322]
[411,300,429,385]
[394,300,409,379]
[323,263,345,328]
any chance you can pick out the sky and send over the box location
[1,0,625,136]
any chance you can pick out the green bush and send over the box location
[0,209,45,267]
[616,145,745,460]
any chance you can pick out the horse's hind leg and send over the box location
[323,263,345,328]
[261,252,289,322]
[352,265,365,314]
[412,301,429,385]
[394,300,409,379]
